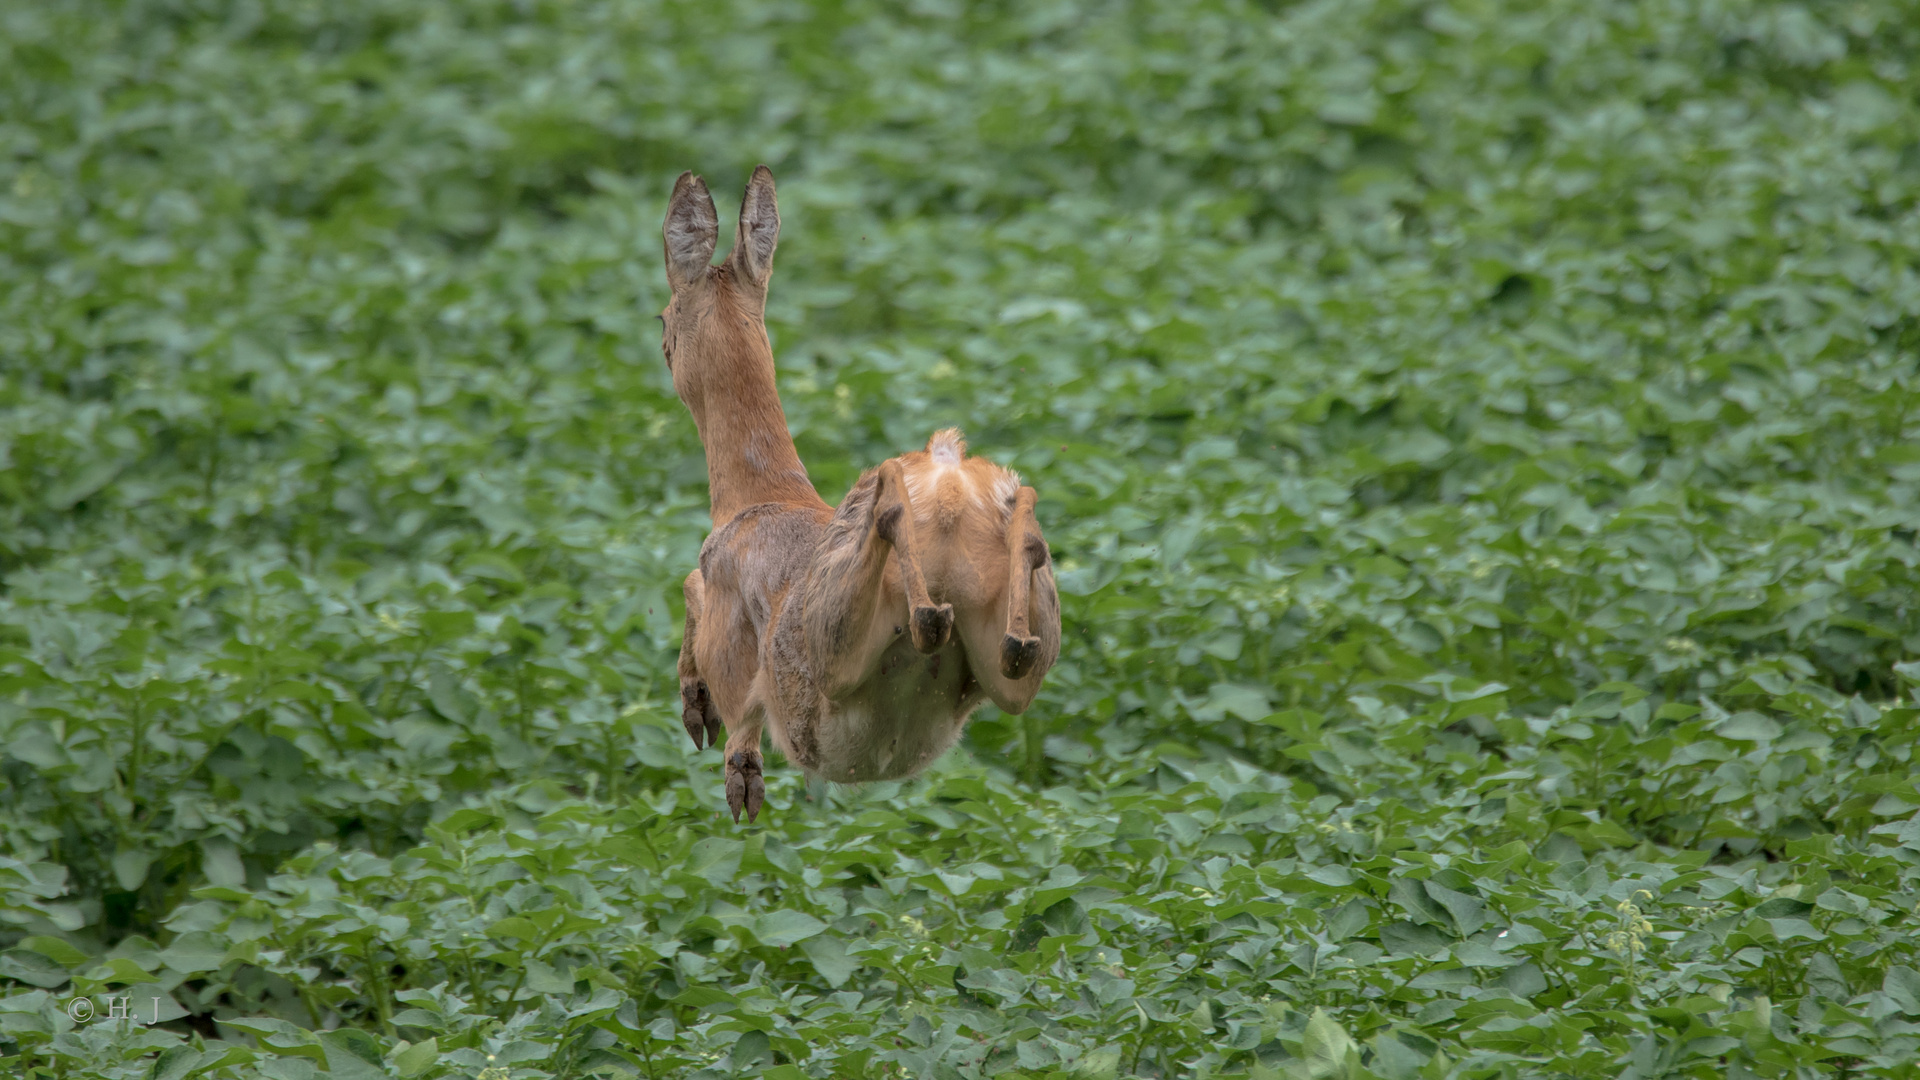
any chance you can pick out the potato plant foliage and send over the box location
[4,0,1920,1077]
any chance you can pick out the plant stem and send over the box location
[1023,712,1046,788]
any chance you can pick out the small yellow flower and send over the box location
[1607,891,1656,958]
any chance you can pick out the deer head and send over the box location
[657,166,819,523]
[659,166,780,396]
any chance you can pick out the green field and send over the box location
[4,0,1920,1076]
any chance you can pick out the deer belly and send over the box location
[818,640,972,782]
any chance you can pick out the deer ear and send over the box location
[730,165,780,286]
[663,172,718,291]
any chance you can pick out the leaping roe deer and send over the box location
[660,166,1060,822]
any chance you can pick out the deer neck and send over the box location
[682,316,824,523]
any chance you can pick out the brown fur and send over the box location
[659,167,1061,821]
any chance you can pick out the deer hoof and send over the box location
[1000,633,1042,680]
[910,603,954,654]
[725,750,765,824]
[681,681,712,750]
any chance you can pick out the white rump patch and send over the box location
[927,428,966,467]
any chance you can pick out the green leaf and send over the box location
[1193,683,1271,722]
[113,985,189,1024]
[19,935,88,968]
[320,1028,389,1080]
[488,917,542,943]
[1884,966,1920,1015]
[150,1046,211,1080]
[1379,922,1450,958]
[157,932,229,975]
[752,910,827,948]
[200,840,245,890]
[1307,866,1356,888]
[1453,941,1521,968]
[1423,881,1487,935]
[800,936,857,988]
[1714,712,1784,742]
[1302,1008,1358,1077]
[111,849,154,892]
[0,949,71,988]
[394,1037,439,1077]
[523,958,576,995]
[1368,1031,1431,1080]
[1324,899,1370,940]
[685,838,744,885]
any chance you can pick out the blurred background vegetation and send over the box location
[3,0,1920,1076]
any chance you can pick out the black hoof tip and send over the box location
[911,603,954,654]
[1001,633,1042,680]
[725,751,765,824]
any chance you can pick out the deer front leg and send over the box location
[677,570,724,750]
[1000,486,1049,680]
[723,700,767,823]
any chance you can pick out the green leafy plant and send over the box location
[4,0,1920,1076]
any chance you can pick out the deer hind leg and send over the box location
[1000,486,1050,679]
[953,484,1059,714]
[873,460,953,653]
[806,459,950,694]
[677,570,724,751]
